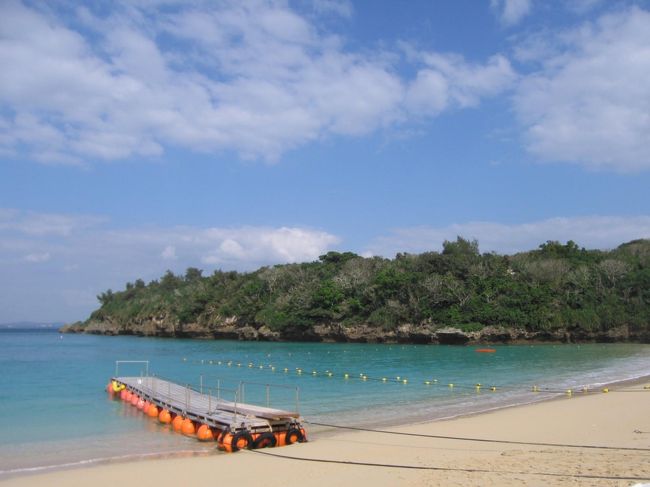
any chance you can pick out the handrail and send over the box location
[115,360,149,377]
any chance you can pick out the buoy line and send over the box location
[306,421,650,452]
[186,358,650,394]
[249,449,650,482]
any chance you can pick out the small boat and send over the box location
[475,348,496,353]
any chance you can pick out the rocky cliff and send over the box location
[60,318,646,344]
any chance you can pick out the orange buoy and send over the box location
[275,431,286,447]
[130,394,139,406]
[196,424,214,441]
[142,401,151,413]
[172,415,184,432]
[220,432,253,452]
[137,398,145,410]
[120,389,128,401]
[475,348,496,353]
[124,390,133,402]
[158,409,172,424]
[181,418,196,436]
[147,405,159,418]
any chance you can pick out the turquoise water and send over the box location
[1,329,649,477]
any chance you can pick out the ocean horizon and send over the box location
[1,328,649,478]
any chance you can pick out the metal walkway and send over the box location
[114,375,302,433]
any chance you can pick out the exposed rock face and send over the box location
[60,318,648,344]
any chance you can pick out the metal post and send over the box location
[200,375,203,394]
[208,390,212,412]
[234,390,238,425]
[266,384,270,407]
[295,387,300,414]
[217,380,221,401]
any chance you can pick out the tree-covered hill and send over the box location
[62,238,650,343]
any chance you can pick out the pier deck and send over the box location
[114,376,300,433]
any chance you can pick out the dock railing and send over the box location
[115,360,149,377]
[238,380,300,415]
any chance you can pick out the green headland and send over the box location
[62,238,650,344]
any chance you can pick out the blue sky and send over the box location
[1,0,650,322]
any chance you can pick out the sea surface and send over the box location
[1,329,649,477]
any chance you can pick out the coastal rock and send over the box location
[434,327,471,345]
[60,316,649,344]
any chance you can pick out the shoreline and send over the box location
[4,374,649,485]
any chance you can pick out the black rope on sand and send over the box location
[306,421,650,452]
[249,449,650,482]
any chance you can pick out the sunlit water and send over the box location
[1,329,649,477]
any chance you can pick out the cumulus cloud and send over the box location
[0,0,513,164]
[491,0,532,26]
[405,53,516,116]
[365,216,650,256]
[0,208,340,321]
[514,7,650,172]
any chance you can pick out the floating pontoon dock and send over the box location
[109,361,306,451]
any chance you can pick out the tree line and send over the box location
[89,238,650,336]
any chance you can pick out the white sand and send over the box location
[3,382,650,487]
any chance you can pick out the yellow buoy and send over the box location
[602,388,609,393]
[448,383,454,388]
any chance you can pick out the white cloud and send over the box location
[0,208,103,236]
[406,53,516,116]
[161,245,177,260]
[514,7,650,172]
[312,0,353,18]
[365,216,650,256]
[491,0,532,26]
[0,208,341,321]
[24,252,50,263]
[0,0,514,164]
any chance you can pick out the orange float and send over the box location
[158,409,172,424]
[475,348,496,353]
[220,431,253,452]
[124,391,133,402]
[196,424,214,441]
[172,415,184,432]
[120,389,128,401]
[137,398,145,410]
[181,419,196,436]
[130,394,139,406]
[147,405,159,418]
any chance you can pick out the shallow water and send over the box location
[1,329,649,476]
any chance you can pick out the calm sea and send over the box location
[1,329,649,477]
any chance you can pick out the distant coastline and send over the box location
[61,238,650,345]
[1,322,62,330]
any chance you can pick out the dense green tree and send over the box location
[80,239,650,339]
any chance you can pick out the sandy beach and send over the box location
[3,381,649,487]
